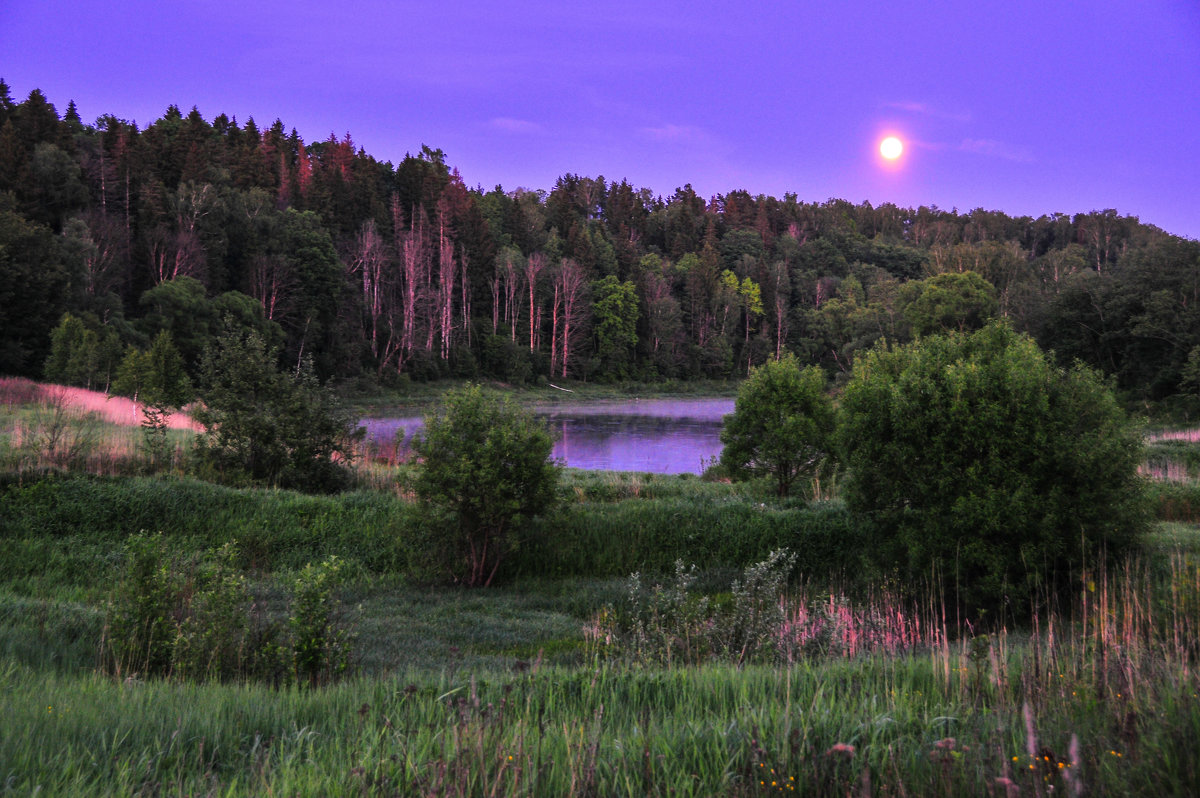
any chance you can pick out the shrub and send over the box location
[102,534,350,685]
[408,385,558,586]
[103,533,182,678]
[589,549,796,665]
[719,354,835,497]
[192,326,361,492]
[289,556,353,686]
[724,548,796,660]
[837,322,1149,617]
[171,542,279,682]
[17,386,101,469]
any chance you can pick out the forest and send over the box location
[2,81,1199,413]
[4,81,1200,796]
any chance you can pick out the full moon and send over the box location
[880,136,904,160]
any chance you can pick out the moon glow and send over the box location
[880,136,904,160]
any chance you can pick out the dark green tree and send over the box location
[138,276,218,370]
[44,312,123,391]
[719,353,835,498]
[44,313,89,385]
[591,275,639,379]
[410,385,558,586]
[277,209,344,378]
[29,142,87,230]
[901,270,998,337]
[0,194,68,375]
[193,326,361,492]
[837,322,1147,617]
[113,330,192,408]
[1184,345,1200,394]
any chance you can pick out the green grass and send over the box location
[0,475,418,599]
[346,579,615,674]
[1142,521,1200,554]
[1146,480,1200,523]
[3,609,1198,796]
[3,386,1200,795]
[0,473,866,602]
[1,488,1198,794]
[514,497,866,584]
[557,467,756,503]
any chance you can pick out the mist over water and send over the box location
[360,398,735,474]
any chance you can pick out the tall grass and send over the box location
[3,553,1198,796]
[1,472,1198,793]
[1146,426,1200,444]
[0,475,417,599]
[1142,437,1200,483]
[0,377,199,431]
[512,499,867,583]
[0,378,196,476]
[4,378,1200,792]
[0,472,866,602]
[1146,480,1200,523]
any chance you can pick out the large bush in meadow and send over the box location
[192,326,361,492]
[719,353,835,498]
[409,385,559,586]
[837,322,1148,615]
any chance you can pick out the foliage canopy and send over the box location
[4,86,1200,406]
[837,322,1148,615]
[410,384,559,586]
[901,270,999,337]
[719,354,835,497]
[192,325,361,492]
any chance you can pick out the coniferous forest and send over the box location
[2,82,1199,412]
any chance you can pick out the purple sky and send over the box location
[4,0,1199,238]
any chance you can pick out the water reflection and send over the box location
[360,398,734,474]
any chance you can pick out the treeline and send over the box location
[2,82,1198,408]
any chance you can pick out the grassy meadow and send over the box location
[2,377,1200,795]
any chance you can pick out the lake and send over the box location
[359,397,735,474]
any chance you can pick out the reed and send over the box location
[3,562,1198,796]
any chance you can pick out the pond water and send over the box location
[359,397,735,474]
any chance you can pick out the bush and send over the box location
[837,322,1149,617]
[103,533,182,678]
[408,384,558,586]
[589,549,796,665]
[170,542,278,682]
[719,354,835,497]
[289,556,353,686]
[102,535,287,682]
[192,326,362,492]
[102,534,352,685]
